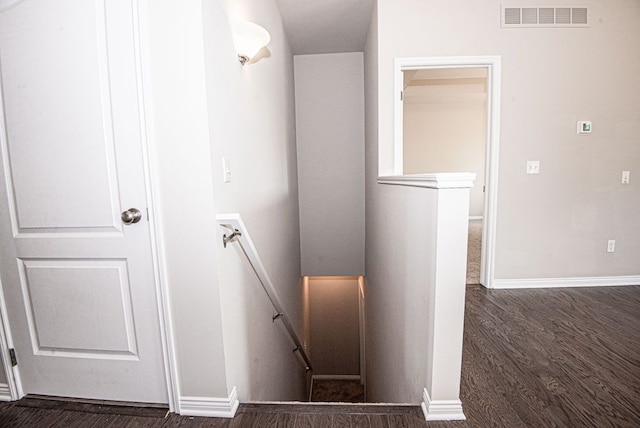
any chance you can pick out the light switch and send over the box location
[526,161,540,174]
[622,171,630,184]
[223,157,231,183]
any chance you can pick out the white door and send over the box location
[0,0,168,403]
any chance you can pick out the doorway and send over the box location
[394,56,501,288]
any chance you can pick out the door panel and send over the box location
[0,0,168,403]
[19,259,138,357]
[1,0,119,231]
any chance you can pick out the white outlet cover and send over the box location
[526,161,540,174]
[622,171,630,184]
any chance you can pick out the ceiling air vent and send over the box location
[502,5,589,28]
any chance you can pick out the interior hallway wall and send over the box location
[308,278,360,376]
[376,0,640,281]
[142,0,229,401]
[363,6,438,404]
[202,0,305,401]
[294,53,365,276]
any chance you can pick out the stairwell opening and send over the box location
[302,276,366,403]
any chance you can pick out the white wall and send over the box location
[308,277,360,376]
[364,6,436,403]
[141,0,229,401]
[141,0,306,406]
[404,83,487,217]
[377,0,640,281]
[294,53,365,276]
[202,0,306,401]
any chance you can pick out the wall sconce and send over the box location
[231,20,271,65]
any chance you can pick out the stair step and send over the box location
[239,403,420,415]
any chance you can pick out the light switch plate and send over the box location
[223,157,231,183]
[607,240,615,253]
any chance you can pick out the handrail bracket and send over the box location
[222,229,242,248]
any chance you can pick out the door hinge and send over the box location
[483,185,486,192]
[400,90,404,101]
[9,348,17,366]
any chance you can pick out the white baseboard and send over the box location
[421,389,465,421]
[179,386,239,418]
[0,383,11,402]
[492,275,640,289]
[312,374,360,381]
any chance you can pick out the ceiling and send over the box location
[403,68,488,103]
[276,0,375,55]
[404,68,488,89]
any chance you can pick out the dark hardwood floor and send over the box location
[0,284,638,427]
[459,284,640,427]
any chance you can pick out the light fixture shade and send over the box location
[231,20,271,65]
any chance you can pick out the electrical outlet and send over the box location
[622,171,630,184]
[526,161,540,174]
[607,240,615,253]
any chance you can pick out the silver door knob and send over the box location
[121,208,142,225]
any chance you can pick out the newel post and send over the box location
[422,176,473,421]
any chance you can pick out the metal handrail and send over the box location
[216,213,312,372]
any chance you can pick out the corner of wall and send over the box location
[140,0,230,401]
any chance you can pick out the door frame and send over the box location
[0,0,179,410]
[393,55,501,288]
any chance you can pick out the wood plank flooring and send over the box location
[0,284,638,427]
[459,284,640,427]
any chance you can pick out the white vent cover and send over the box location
[502,5,589,27]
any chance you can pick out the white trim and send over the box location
[135,0,179,411]
[480,56,501,290]
[492,276,640,289]
[0,383,10,401]
[312,374,361,381]
[421,389,465,421]
[378,173,476,189]
[0,14,23,400]
[357,276,366,391]
[469,216,483,221]
[0,276,23,401]
[179,387,239,418]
